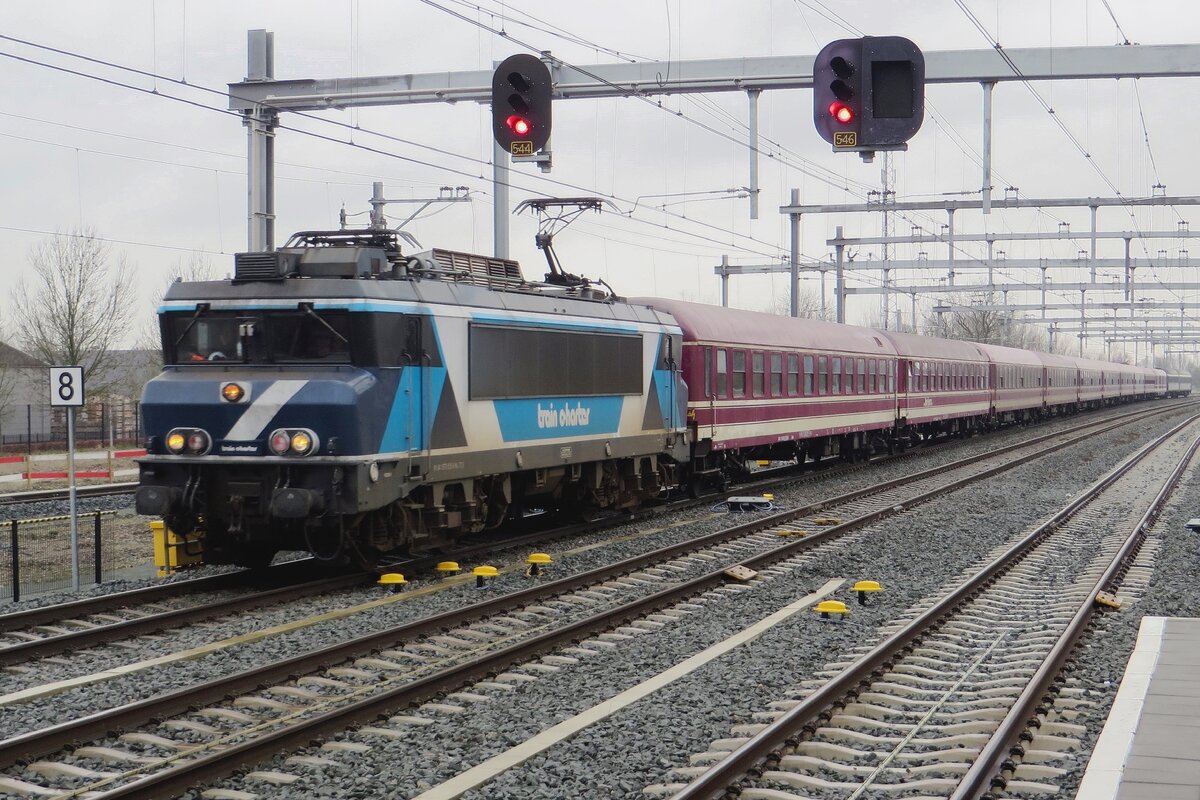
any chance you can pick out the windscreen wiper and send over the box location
[299,303,349,344]
[172,303,211,349]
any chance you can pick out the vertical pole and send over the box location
[834,225,846,324]
[244,30,275,253]
[93,512,102,586]
[493,137,510,259]
[747,90,761,220]
[1080,289,1086,357]
[819,267,827,320]
[25,405,31,457]
[882,268,890,330]
[1040,263,1047,320]
[369,181,387,229]
[1124,237,1132,302]
[720,255,730,307]
[947,208,956,285]
[1089,205,1098,283]
[67,408,79,591]
[789,189,800,317]
[986,240,994,288]
[9,520,18,603]
[981,81,994,215]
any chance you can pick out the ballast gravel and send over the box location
[1013,449,1200,798]
[168,405,1200,800]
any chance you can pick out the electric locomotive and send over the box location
[136,229,688,567]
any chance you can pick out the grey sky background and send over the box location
[2,1,1198,359]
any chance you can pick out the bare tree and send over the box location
[768,287,827,319]
[11,229,136,398]
[137,251,218,352]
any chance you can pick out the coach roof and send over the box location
[631,297,897,357]
[879,329,989,363]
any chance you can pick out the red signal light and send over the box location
[506,115,532,136]
[828,102,854,124]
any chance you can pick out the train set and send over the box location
[134,228,1192,567]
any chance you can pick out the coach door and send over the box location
[403,316,431,477]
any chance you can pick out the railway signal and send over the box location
[813,36,925,156]
[491,54,553,155]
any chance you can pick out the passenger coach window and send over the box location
[868,359,877,393]
[787,354,799,395]
[771,353,783,395]
[856,359,865,393]
[804,355,814,395]
[733,351,747,397]
[832,357,842,394]
[752,352,765,396]
[716,350,728,397]
[818,356,828,394]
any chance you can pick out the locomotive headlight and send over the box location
[268,429,291,456]
[166,431,187,454]
[221,382,245,403]
[186,430,211,454]
[290,431,314,455]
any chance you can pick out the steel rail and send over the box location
[0,481,138,506]
[668,412,1200,800]
[23,405,1181,797]
[0,573,367,666]
[950,430,1200,799]
[0,558,325,634]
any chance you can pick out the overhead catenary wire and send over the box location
[0,36,789,261]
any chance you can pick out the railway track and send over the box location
[0,401,1184,798]
[662,416,1200,799]
[0,482,138,507]
[6,403,1167,666]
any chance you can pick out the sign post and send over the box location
[49,366,84,591]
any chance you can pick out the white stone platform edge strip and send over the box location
[411,578,846,800]
[1074,615,1167,800]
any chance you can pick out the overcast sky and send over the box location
[3,0,1199,360]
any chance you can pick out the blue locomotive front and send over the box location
[136,231,689,567]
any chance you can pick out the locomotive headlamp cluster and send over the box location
[268,428,319,457]
[221,382,245,403]
[165,428,211,455]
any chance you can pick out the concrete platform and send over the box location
[1077,617,1200,800]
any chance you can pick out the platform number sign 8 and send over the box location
[49,366,85,408]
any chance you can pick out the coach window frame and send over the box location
[786,353,799,395]
[733,350,747,397]
[752,351,765,396]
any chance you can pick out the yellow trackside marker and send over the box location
[815,600,850,621]
[525,553,553,578]
[435,561,461,576]
[473,565,499,589]
[813,517,841,526]
[853,580,884,605]
[1095,591,1122,609]
[378,573,407,593]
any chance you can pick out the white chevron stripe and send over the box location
[225,380,308,440]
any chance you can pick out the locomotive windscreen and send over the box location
[469,323,642,399]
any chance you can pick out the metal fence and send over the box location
[0,401,143,452]
[0,512,156,603]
